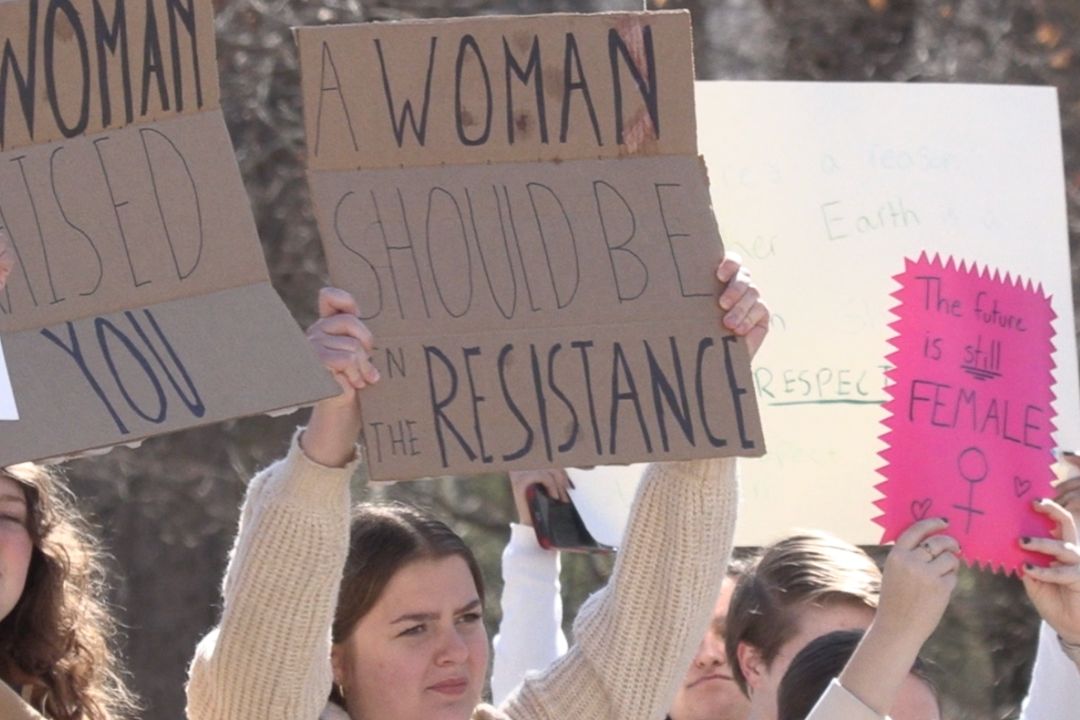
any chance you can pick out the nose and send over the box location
[694,633,725,669]
[436,626,471,666]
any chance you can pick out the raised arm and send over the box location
[490,470,571,705]
[497,257,767,719]
[1018,493,1080,718]
[186,289,377,720]
[806,518,959,720]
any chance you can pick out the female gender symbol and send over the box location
[952,446,988,533]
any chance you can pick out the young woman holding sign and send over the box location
[185,255,770,720]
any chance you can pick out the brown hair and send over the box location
[777,629,938,720]
[724,532,881,695]
[0,464,138,720]
[329,502,485,707]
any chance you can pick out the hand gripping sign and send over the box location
[875,253,1057,574]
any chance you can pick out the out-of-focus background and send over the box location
[64,1,1080,718]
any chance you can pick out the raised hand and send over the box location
[716,254,770,359]
[836,518,959,715]
[876,517,961,649]
[301,288,378,467]
[509,469,573,527]
[1021,498,1080,646]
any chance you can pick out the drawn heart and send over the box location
[910,498,933,520]
[1014,477,1032,498]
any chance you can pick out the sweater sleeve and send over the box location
[490,524,568,705]
[1018,622,1080,720]
[805,680,887,720]
[499,457,737,720]
[186,431,357,720]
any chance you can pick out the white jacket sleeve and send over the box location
[1019,622,1080,719]
[499,458,737,720]
[490,524,568,705]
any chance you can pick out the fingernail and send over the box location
[940,516,949,524]
[1063,450,1077,457]
[719,298,732,310]
[1024,562,1034,570]
[1020,536,1031,545]
[371,369,381,382]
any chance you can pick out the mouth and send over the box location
[428,678,470,696]
[687,673,733,689]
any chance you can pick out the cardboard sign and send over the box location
[876,254,1056,574]
[0,0,337,465]
[299,12,764,480]
[297,12,696,170]
[697,81,1079,545]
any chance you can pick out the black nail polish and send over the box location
[940,516,949,524]
[1020,536,1031,544]
[1025,562,1035,570]
[1063,450,1077,457]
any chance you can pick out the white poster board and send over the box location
[570,81,1079,548]
[704,81,1079,545]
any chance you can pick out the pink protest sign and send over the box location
[875,253,1057,575]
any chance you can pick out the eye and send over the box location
[457,612,482,625]
[398,623,426,638]
[0,513,26,526]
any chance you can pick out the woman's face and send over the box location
[333,555,489,720]
[0,475,33,622]
[670,577,749,720]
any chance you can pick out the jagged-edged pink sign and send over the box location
[876,253,1057,575]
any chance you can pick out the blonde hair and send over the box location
[0,463,138,720]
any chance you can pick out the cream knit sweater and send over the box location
[186,432,738,720]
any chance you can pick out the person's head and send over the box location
[669,560,753,720]
[0,464,137,720]
[777,630,940,720]
[330,502,488,720]
[725,532,881,720]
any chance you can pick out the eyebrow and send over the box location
[0,493,26,506]
[390,598,482,625]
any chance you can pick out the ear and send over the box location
[736,641,767,692]
[330,642,347,687]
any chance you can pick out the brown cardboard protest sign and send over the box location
[299,11,764,480]
[0,0,218,153]
[296,12,696,170]
[0,0,337,466]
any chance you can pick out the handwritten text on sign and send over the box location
[0,0,336,466]
[300,12,764,480]
[875,254,1057,574]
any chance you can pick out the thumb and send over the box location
[318,287,360,319]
